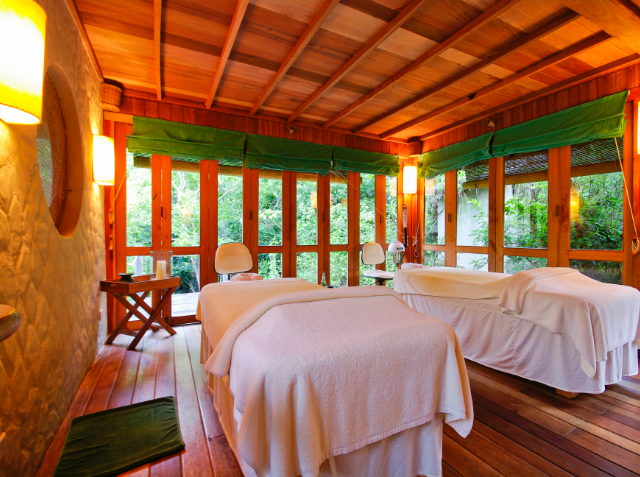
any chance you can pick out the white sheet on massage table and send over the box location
[402,294,639,394]
[201,327,446,477]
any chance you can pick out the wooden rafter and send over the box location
[353,10,580,134]
[379,31,611,138]
[66,0,103,81]
[417,52,640,141]
[205,0,250,109]
[287,0,428,123]
[322,0,521,129]
[249,0,341,116]
[153,0,162,100]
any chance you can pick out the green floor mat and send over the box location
[53,396,185,477]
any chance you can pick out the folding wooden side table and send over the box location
[101,275,181,351]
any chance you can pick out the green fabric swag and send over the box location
[493,90,628,157]
[128,117,245,162]
[418,133,493,179]
[245,134,333,175]
[332,146,399,176]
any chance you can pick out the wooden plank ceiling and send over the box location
[76,0,640,141]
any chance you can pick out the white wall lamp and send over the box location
[93,135,115,186]
[402,165,417,195]
[0,0,47,125]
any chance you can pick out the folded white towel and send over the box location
[230,273,264,282]
[401,263,425,269]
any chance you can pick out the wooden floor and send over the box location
[36,324,640,477]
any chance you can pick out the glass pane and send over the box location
[504,151,549,249]
[386,176,398,244]
[456,253,488,271]
[126,151,152,247]
[258,253,282,279]
[570,140,623,250]
[570,260,622,284]
[330,251,348,287]
[259,170,283,246]
[296,252,317,283]
[457,168,489,246]
[218,167,243,245]
[424,250,444,267]
[126,255,153,276]
[424,175,445,245]
[503,256,547,274]
[171,161,200,247]
[385,252,398,273]
[172,255,200,316]
[359,173,375,244]
[297,174,317,245]
[330,176,348,245]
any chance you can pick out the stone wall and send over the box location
[0,0,105,475]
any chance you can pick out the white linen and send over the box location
[202,334,446,477]
[401,263,425,269]
[198,282,473,477]
[394,266,512,299]
[231,273,264,281]
[499,268,640,378]
[403,294,639,394]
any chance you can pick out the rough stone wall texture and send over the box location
[0,0,105,475]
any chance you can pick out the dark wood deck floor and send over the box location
[36,325,640,477]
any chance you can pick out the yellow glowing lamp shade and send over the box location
[93,135,115,186]
[402,165,417,194]
[0,0,47,125]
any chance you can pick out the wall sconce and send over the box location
[402,165,417,194]
[93,135,115,186]
[0,0,47,125]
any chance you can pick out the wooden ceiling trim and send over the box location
[352,10,581,134]
[380,31,612,138]
[321,0,521,129]
[154,0,162,100]
[287,0,428,123]
[205,0,250,109]
[66,0,104,81]
[249,0,341,116]
[417,53,640,141]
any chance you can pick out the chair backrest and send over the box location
[214,243,253,275]
[361,242,385,265]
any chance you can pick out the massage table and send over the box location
[394,267,640,396]
[197,278,473,477]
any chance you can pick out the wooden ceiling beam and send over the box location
[66,0,103,81]
[153,0,162,100]
[249,0,341,116]
[322,0,521,129]
[353,9,580,134]
[416,52,640,141]
[287,0,428,123]
[205,0,250,109]
[379,31,611,138]
[560,0,640,53]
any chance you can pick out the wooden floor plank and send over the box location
[131,332,159,404]
[108,336,144,409]
[443,434,504,477]
[183,324,243,477]
[173,327,215,477]
[83,335,128,415]
[563,427,640,475]
[35,344,113,477]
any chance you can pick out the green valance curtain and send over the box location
[333,146,400,176]
[492,90,628,157]
[244,134,333,175]
[127,117,245,162]
[418,133,493,179]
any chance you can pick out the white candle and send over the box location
[156,260,166,280]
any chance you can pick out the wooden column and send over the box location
[289,172,298,277]
[282,171,292,277]
[318,174,330,282]
[348,171,360,286]
[243,167,259,273]
[633,99,640,290]
[113,122,128,331]
[444,169,457,267]
[375,174,386,270]
[548,146,571,267]
[623,102,634,286]
[494,157,505,272]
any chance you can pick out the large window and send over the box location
[424,175,445,247]
[504,151,549,250]
[218,165,243,245]
[171,160,200,247]
[457,162,489,247]
[126,152,152,247]
[359,173,376,244]
[330,176,348,245]
[259,170,283,246]
[297,174,318,245]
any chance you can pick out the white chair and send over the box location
[361,242,394,286]
[214,243,253,281]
